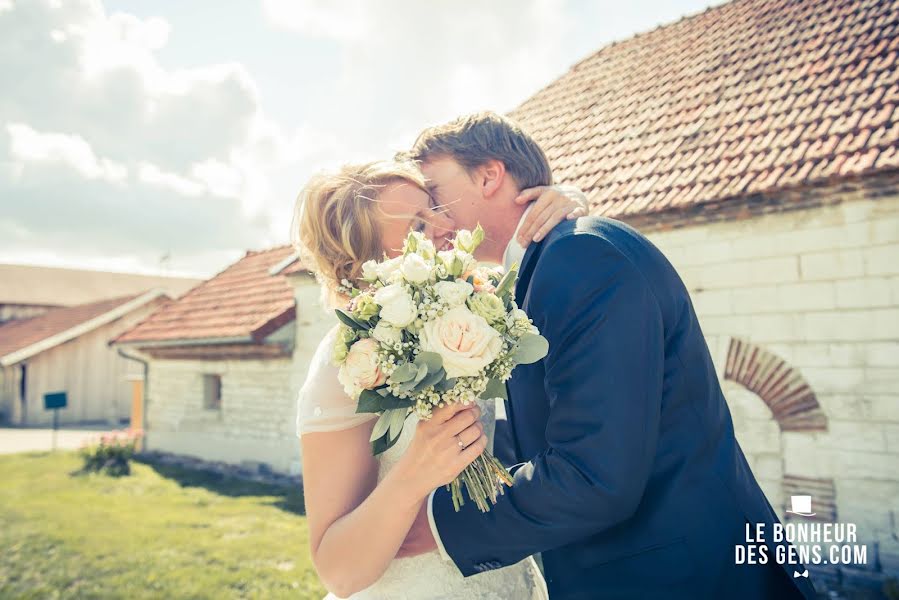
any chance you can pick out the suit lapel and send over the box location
[514,240,542,304]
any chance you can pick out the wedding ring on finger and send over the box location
[456,434,466,449]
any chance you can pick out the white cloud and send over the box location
[0,0,304,276]
[7,123,127,182]
[261,0,574,160]
[137,162,203,197]
[261,0,370,41]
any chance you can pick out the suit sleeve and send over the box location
[431,234,665,576]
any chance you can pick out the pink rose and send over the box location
[340,338,387,392]
[464,267,497,294]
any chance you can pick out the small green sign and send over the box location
[44,392,67,410]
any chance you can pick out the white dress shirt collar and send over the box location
[501,204,534,273]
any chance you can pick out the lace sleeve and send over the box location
[296,327,377,436]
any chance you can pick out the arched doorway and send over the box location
[723,338,834,521]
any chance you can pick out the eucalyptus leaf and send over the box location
[435,377,457,392]
[413,367,446,392]
[481,378,508,401]
[413,363,429,384]
[357,389,412,413]
[513,333,550,365]
[372,431,401,455]
[389,362,418,384]
[415,351,443,374]
[369,411,393,442]
[397,371,425,394]
[379,394,414,409]
[386,408,408,440]
[356,389,383,414]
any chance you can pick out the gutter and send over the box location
[116,347,149,449]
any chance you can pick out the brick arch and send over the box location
[724,338,827,432]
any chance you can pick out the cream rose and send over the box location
[377,256,404,283]
[401,253,431,284]
[373,284,416,327]
[419,306,502,378]
[433,280,474,307]
[339,338,386,394]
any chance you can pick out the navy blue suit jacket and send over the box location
[431,217,816,599]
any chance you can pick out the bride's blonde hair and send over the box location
[291,160,427,305]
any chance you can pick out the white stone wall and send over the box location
[647,194,899,573]
[145,275,334,476]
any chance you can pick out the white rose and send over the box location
[454,230,474,252]
[433,280,474,307]
[361,260,379,282]
[377,256,404,283]
[416,237,436,260]
[438,249,474,277]
[338,338,386,396]
[372,321,403,346]
[373,284,417,328]
[419,306,502,378]
[401,253,431,284]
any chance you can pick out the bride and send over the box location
[292,159,586,599]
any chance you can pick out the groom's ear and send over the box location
[478,159,506,199]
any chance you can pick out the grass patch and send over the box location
[0,452,325,599]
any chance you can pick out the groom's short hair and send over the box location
[404,111,553,189]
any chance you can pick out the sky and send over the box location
[0,0,726,279]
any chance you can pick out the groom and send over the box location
[397,112,816,599]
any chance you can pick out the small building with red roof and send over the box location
[110,246,328,476]
[0,290,171,425]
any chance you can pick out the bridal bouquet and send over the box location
[332,226,549,512]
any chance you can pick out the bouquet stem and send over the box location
[447,451,514,512]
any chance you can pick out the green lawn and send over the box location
[0,452,326,599]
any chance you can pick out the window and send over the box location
[203,374,222,411]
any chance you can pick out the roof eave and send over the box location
[109,334,256,349]
[0,289,170,368]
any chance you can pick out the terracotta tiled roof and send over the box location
[0,293,149,362]
[0,263,201,307]
[511,0,899,220]
[113,246,298,345]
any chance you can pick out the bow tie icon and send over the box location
[793,570,809,578]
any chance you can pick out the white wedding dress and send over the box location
[297,327,548,600]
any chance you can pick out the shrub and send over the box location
[78,429,143,477]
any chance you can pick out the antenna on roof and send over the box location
[159,251,171,275]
